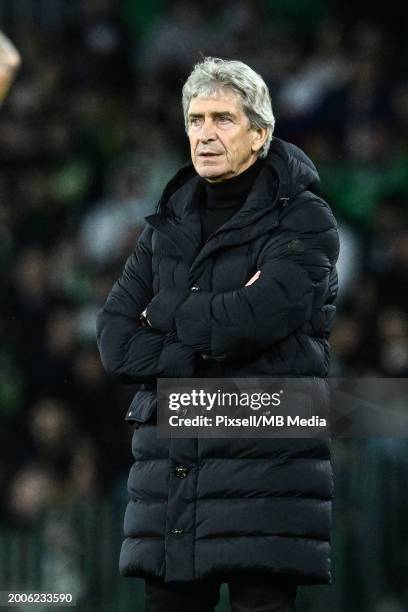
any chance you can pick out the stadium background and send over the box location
[0,0,407,610]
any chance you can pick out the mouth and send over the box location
[197,152,222,158]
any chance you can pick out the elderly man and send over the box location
[97,57,339,612]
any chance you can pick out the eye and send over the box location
[217,116,232,124]
[189,117,202,127]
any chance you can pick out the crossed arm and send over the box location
[96,199,339,383]
[96,226,197,384]
[145,200,339,361]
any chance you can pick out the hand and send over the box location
[245,270,261,286]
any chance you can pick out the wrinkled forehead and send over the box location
[188,85,245,113]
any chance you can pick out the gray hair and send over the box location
[182,57,275,158]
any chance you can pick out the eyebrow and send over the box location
[188,111,236,120]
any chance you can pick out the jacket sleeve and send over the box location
[149,198,339,361]
[96,226,196,383]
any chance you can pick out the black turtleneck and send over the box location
[199,157,265,243]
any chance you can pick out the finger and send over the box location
[245,270,261,286]
[245,273,257,286]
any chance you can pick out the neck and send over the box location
[200,156,264,210]
[198,156,265,243]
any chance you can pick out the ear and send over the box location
[251,127,268,153]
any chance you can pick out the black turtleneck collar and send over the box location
[201,156,265,209]
[198,156,265,243]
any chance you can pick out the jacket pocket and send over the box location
[124,386,157,426]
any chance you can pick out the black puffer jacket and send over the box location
[96,137,340,585]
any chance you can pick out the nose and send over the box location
[198,118,216,142]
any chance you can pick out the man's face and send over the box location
[188,88,266,182]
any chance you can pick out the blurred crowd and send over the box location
[0,0,407,547]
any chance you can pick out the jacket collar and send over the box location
[144,137,316,270]
[144,163,282,271]
[162,147,291,223]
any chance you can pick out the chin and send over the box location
[196,163,229,181]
